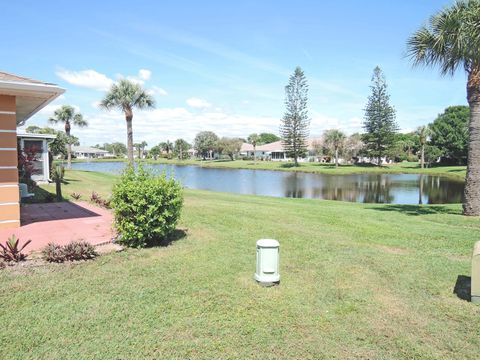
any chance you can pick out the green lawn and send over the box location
[1,170,479,359]
[71,158,467,179]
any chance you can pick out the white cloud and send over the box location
[186,97,211,109]
[138,69,152,81]
[149,85,168,96]
[57,106,280,146]
[56,69,114,91]
[123,69,154,86]
[91,101,101,109]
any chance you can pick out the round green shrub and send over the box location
[111,166,183,247]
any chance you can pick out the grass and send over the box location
[1,170,479,359]
[71,158,467,179]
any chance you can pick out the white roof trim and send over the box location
[0,79,65,126]
[17,132,56,139]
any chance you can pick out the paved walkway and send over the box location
[0,201,114,253]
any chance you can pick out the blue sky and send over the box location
[1,0,467,146]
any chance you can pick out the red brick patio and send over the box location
[0,201,114,253]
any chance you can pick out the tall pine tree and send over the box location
[280,67,310,166]
[363,66,398,165]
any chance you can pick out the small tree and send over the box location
[218,137,243,161]
[345,133,364,163]
[416,125,431,169]
[149,145,161,160]
[52,165,65,201]
[424,145,442,168]
[110,142,127,158]
[174,139,191,160]
[18,143,42,189]
[258,133,280,145]
[49,105,87,169]
[159,141,174,158]
[324,129,346,167]
[429,106,469,165]
[280,67,310,166]
[194,131,219,160]
[247,133,260,163]
[362,66,398,165]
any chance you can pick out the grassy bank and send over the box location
[70,158,467,179]
[1,170,479,358]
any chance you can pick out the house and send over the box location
[72,146,112,159]
[17,132,56,183]
[0,72,64,228]
[240,138,324,162]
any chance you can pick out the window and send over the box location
[23,140,44,179]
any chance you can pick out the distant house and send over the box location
[17,132,56,183]
[72,146,112,159]
[240,138,324,162]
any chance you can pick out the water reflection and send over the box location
[71,162,465,205]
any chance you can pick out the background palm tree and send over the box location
[416,125,431,169]
[407,0,480,215]
[160,140,173,157]
[49,105,87,169]
[247,133,260,164]
[324,129,346,168]
[100,79,155,164]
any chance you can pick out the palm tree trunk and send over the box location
[253,144,257,165]
[421,144,425,169]
[126,114,134,165]
[335,147,339,168]
[67,143,72,169]
[464,71,480,215]
[65,123,72,169]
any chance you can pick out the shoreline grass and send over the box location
[67,158,467,180]
[2,170,477,358]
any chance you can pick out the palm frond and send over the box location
[406,0,480,76]
[100,79,155,114]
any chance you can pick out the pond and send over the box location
[70,161,465,205]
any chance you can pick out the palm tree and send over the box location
[407,0,480,215]
[416,126,431,169]
[49,105,87,169]
[160,141,173,157]
[247,133,260,164]
[100,79,155,165]
[133,143,146,159]
[324,129,346,168]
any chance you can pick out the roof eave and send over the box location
[0,80,65,126]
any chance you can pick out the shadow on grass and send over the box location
[447,169,466,174]
[280,163,299,169]
[23,186,57,204]
[148,228,188,248]
[368,204,462,216]
[453,275,471,302]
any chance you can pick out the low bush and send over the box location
[41,243,65,263]
[63,241,97,261]
[112,166,183,247]
[42,240,97,263]
[0,235,31,262]
[70,192,81,200]
[90,191,111,209]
